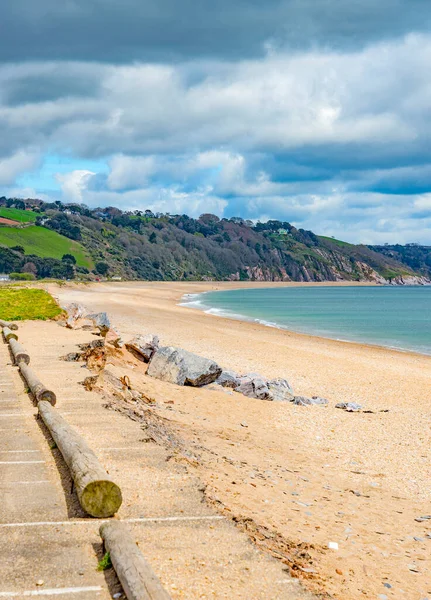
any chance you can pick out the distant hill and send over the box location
[0,197,428,284]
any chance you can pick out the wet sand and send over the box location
[49,281,431,599]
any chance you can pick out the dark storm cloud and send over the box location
[1,0,431,63]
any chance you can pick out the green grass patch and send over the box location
[0,226,93,268]
[0,207,38,222]
[318,235,353,248]
[0,288,63,321]
[97,552,112,571]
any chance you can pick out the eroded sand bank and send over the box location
[48,281,431,599]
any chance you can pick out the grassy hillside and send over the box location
[0,207,38,222]
[0,198,426,283]
[0,225,93,268]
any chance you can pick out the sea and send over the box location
[180,285,431,356]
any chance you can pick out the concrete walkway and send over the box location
[0,323,316,599]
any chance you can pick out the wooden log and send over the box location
[9,338,30,365]
[100,521,171,600]
[19,361,56,405]
[3,326,18,342]
[0,319,18,331]
[38,400,122,518]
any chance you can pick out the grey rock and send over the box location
[147,346,222,387]
[415,515,431,522]
[293,396,328,406]
[235,373,272,400]
[233,373,294,401]
[86,312,110,335]
[335,402,363,412]
[268,377,294,401]
[61,352,81,362]
[64,302,86,328]
[125,334,160,362]
[216,370,241,388]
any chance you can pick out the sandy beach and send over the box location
[48,281,431,599]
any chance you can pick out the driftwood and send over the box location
[0,319,18,331]
[3,326,18,342]
[100,521,171,600]
[19,361,56,404]
[9,338,30,365]
[38,400,122,518]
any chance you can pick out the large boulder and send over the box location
[234,373,294,401]
[86,312,110,336]
[235,373,273,400]
[268,378,295,402]
[65,302,86,328]
[147,346,222,387]
[125,334,159,362]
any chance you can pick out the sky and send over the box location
[1,1,431,243]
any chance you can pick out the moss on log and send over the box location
[39,400,122,518]
[19,361,56,404]
[3,326,18,342]
[0,319,18,331]
[9,338,30,365]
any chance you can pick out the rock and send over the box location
[414,515,431,522]
[86,312,110,336]
[105,328,123,348]
[61,352,81,362]
[293,396,328,406]
[233,373,294,401]
[267,378,294,401]
[335,402,363,412]
[64,302,86,328]
[125,334,159,362]
[215,370,241,388]
[147,346,222,387]
[77,339,104,351]
[235,373,272,400]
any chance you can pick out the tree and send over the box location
[149,232,157,244]
[22,262,37,276]
[62,254,77,264]
[95,262,109,276]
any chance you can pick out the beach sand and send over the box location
[48,281,431,599]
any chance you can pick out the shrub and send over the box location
[9,272,36,281]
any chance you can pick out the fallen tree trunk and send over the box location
[3,326,18,342]
[100,521,171,600]
[0,319,18,331]
[9,338,30,365]
[19,361,56,405]
[38,400,122,518]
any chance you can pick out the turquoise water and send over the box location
[181,286,431,355]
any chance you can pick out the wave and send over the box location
[178,290,431,356]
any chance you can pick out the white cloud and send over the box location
[55,169,95,202]
[0,150,40,185]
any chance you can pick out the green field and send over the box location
[0,288,63,320]
[318,235,353,248]
[0,207,38,222]
[0,226,93,268]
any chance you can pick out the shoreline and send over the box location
[178,283,431,358]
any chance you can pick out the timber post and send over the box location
[100,521,172,600]
[38,400,122,518]
[19,361,56,404]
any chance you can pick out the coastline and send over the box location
[179,282,431,358]
[47,281,431,599]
